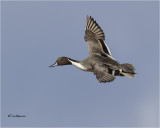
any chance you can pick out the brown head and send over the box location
[49,57,71,68]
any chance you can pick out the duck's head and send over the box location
[49,57,71,67]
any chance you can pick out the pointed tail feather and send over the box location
[121,72,135,78]
[120,63,136,78]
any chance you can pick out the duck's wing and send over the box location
[93,64,115,83]
[84,15,112,56]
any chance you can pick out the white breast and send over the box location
[69,60,87,71]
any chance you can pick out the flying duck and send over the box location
[49,16,135,83]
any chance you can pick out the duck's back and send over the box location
[81,53,121,70]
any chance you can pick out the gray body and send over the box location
[79,53,120,72]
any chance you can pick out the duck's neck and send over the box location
[68,58,86,71]
[68,58,80,63]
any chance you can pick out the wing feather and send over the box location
[84,15,112,56]
[94,64,115,83]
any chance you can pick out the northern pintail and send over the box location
[49,16,135,83]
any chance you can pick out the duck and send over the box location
[49,16,135,83]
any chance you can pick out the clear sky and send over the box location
[1,1,159,127]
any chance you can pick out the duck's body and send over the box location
[50,16,135,83]
[69,53,119,71]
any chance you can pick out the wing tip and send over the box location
[85,15,105,40]
[97,74,115,83]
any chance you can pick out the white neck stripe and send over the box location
[69,59,86,70]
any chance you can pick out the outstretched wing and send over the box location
[84,15,112,56]
[93,64,115,83]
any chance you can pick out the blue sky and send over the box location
[1,1,159,127]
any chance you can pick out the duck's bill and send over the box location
[49,62,57,68]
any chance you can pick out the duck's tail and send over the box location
[120,63,136,78]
